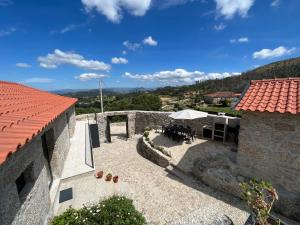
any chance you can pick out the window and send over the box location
[15,163,34,203]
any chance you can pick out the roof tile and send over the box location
[0,81,77,164]
[235,77,300,114]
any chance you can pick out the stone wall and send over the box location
[76,111,240,144]
[237,111,300,221]
[66,106,76,138]
[135,111,172,133]
[0,106,74,225]
[0,137,50,225]
[49,107,73,179]
[140,136,170,168]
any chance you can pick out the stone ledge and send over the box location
[140,136,171,168]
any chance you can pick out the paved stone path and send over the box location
[61,120,94,179]
[93,132,249,225]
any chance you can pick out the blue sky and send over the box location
[0,0,299,90]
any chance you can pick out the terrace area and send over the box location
[53,120,250,225]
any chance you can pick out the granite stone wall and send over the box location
[0,134,50,225]
[135,111,172,133]
[67,106,76,138]
[49,108,72,179]
[237,111,300,221]
[0,107,74,225]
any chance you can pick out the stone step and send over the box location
[165,164,188,181]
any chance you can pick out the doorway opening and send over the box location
[106,115,129,142]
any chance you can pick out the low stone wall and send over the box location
[140,136,171,168]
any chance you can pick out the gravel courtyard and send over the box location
[93,129,249,225]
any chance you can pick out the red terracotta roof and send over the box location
[0,81,77,164]
[235,77,300,114]
[205,91,241,98]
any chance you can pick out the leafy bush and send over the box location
[155,146,164,151]
[240,179,279,225]
[52,196,146,225]
[143,131,150,138]
[144,127,152,132]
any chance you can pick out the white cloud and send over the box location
[230,37,249,43]
[122,50,127,55]
[75,73,109,81]
[124,69,241,84]
[111,57,128,64]
[23,77,54,83]
[0,27,16,37]
[215,0,255,19]
[38,49,111,71]
[143,36,158,46]
[81,0,152,23]
[271,0,280,7]
[61,24,79,34]
[253,46,296,59]
[16,63,32,68]
[123,40,141,51]
[213,23,226,31]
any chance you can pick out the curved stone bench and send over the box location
[140,136,171,168]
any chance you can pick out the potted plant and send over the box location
[113,176,119,183]
[106,173,112,181]
[95,170,104,179]
[240,179,281,225]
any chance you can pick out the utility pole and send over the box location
[99,79,104,115]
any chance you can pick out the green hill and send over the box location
[153,57,300,95]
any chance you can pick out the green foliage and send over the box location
[240,179,279,225]
[52,196,146,225]
[143,131,150,138]
[155,146,164,152]
[220,99,232,107]
[195,106,242,117]
[144,127,152,132]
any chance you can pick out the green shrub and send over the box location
[143,131,149,138]
[52,196,146,225]
[240,179,279,225]
[144,127,152,132]
[155,146,164,151]
[145,137,150,142]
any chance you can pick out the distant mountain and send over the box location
[58,87,151,97]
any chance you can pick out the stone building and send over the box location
[204,91,241,104]
[0,81,77,225]
[235,77,300,221]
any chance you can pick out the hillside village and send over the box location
[0,76,300,225]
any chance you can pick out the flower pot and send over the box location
[95,171,104,179]
[106,174,112,181]
[113,176,119,183]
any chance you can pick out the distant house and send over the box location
[0,81,77,225]
[235,77,300,220]
[203,91,241,104]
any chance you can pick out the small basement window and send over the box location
[15,163,34,203]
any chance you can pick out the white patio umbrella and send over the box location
[169,109,208,120]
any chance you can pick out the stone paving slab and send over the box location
[92,129,249,225]
[61,120,94,179]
